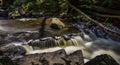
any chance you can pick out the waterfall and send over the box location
[22,45,33,54]
[20,35,87,54]
[27,35,85,50]
[73,36,86,48]
[71,39,79,46]
[66,40,73,46]
[56,38,74,47]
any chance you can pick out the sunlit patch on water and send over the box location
[11,42,24,46]
[16,18,37,21]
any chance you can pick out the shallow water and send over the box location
[0,19,39,33]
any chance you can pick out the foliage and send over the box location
[39,0,69,16]
[6,0,120,18]
[106,22,112,27]
[8,0,69,17]
[9,0,20,11]
[102,0,113,7]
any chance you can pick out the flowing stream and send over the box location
[0,18,120,63]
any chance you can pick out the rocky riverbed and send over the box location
[0,18,120,65]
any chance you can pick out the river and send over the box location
[0,18,120,64]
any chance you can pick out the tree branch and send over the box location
[87,11,120,18]
[66,0,120,35]
[80,5,120,15]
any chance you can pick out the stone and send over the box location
[0,57,18,65]
[66,50,84,65]
[44,18,65,30]
[50,18,65,29]
[85,54,119,65]
[63,35,71,40]
[18,49,84,65]
[0,9,8,17]
[0,0,3,6]
[0,44,26,59]
[0,36,4,45]
[36,18,65,28]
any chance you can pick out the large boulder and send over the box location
[49,18,65,29]
[37,17,65,30]
[0,0,3,6]
[85,54,119,65]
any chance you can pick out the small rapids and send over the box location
[21,35,85,54]
[0,18,120,63]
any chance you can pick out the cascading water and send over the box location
[22,45,33,54]
[14,34,86,55]
[27,36,83,50]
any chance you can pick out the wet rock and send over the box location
[49,18,65,30]
[14,31,39,41]
[50,23,63,30]
[9,11,21,19]
[0,9,8,17]
[63,35,71,40]
[85,54,119,65]
[4,34,17,43]
[18,49,84,65]
[54,36,61,40]
[33,17,65,30]
[28,38,57,49]
[0,36,4,45]
[0,57,18,65]
[0,31,8,45]
[0,44,26,59]
[3,31,39,43]
[0,44,16,53]
[65,50,84,65]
